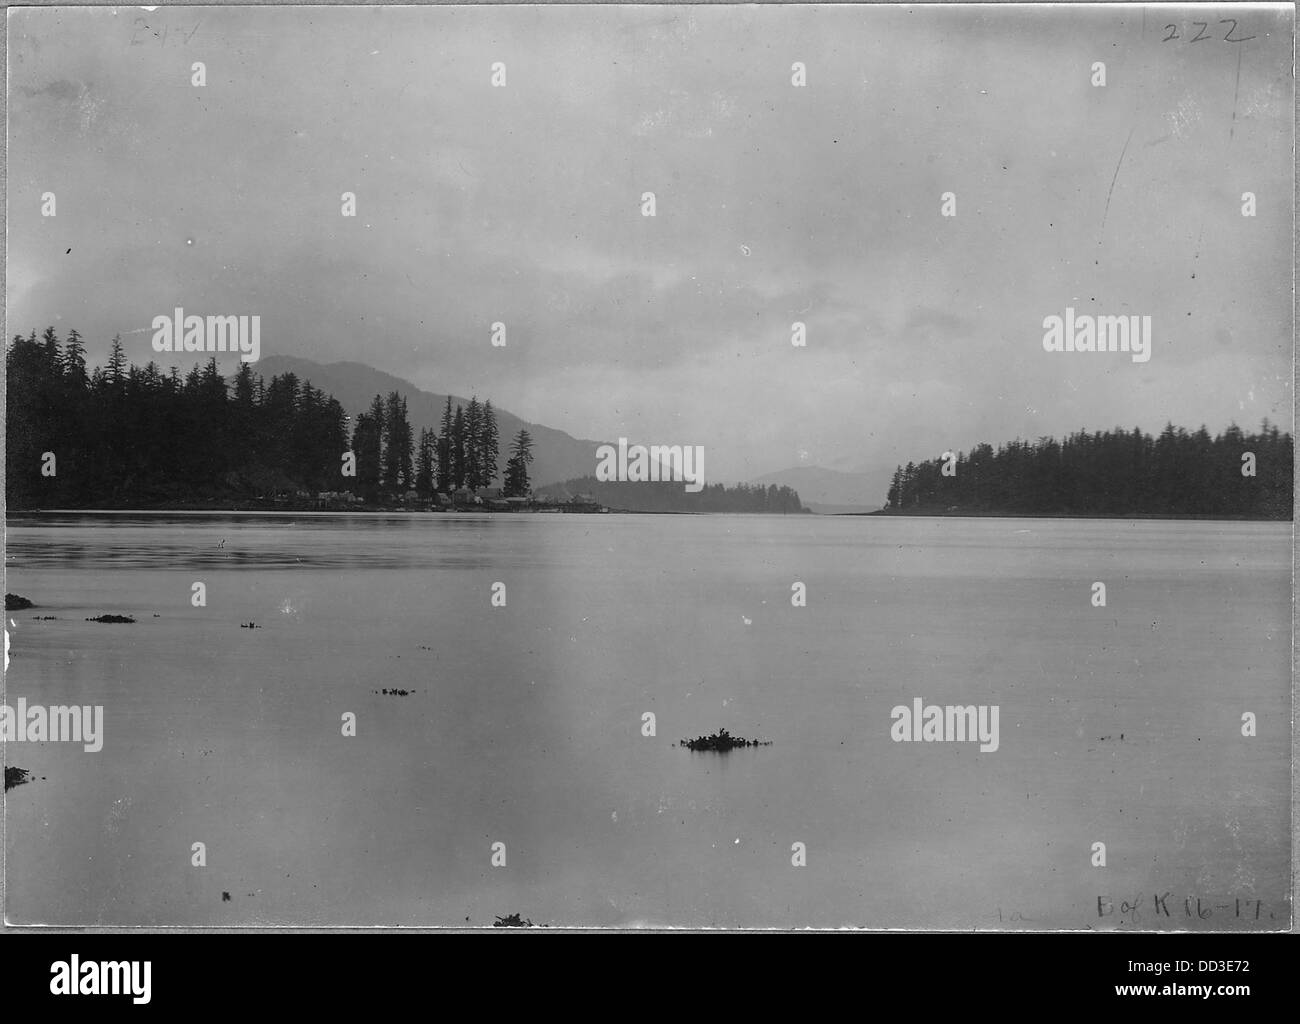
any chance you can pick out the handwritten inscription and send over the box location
[1097,892,1277,925]
[1162,20,1254,44]
[129,18,201,47]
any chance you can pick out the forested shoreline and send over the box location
[5,327,807,514]
[882,425,1293,519]
[5,328,530,509]
[7,330,1291,518]
[535,476,807,514]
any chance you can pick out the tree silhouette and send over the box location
[503,428,535,497]
[5,328,351,508]
[883,424,1292,518]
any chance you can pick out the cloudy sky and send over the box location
[7,4,1293,482]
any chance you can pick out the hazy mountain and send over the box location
[253,356,605,488]
[750,465,888,513]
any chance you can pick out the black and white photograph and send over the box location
[2,0,1294,942]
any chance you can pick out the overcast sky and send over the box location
[7,4,1294,481]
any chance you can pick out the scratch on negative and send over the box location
[1230,48,1242,140]
[1100,127,1135,234]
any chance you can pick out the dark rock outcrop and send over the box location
[679,728,772,752]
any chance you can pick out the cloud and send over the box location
[5,4,1293,481]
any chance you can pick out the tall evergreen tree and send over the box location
[503,428,534,497]
[62,329,88,389]
[106,334,127,387]
[232,362,256,408]
[436,396,454,493]
[40,326,61,372]
[352,411,383,501]
[451,405,467,490]
[464,396,483,490]
[416,428,436,497]
[382,391,414,491]
[480,400,501,490]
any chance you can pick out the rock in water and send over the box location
[5,593,34,610]
[679,728,772,752]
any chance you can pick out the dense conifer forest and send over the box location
[4,329,506,508]
[884,425,1293,518]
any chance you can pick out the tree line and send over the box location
[884,423,1293,518]
[349,391,534,501]
[536,476,807,513]
[5,327,535,508]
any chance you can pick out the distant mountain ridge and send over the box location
[750,464,887,513]
[254,356,606,488]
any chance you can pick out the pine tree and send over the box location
[40,326,61,371]
[437,396,453,493]
[106,334,127,387]
[503,428,534,497]
[233,362,256,407]
[480,400,501,490]
[382,391,414,491]
[62,329,88,389]
[451,405,466,490]
[348,395,386,499]
[464,396,483,490]
[352,411,383,501]
[416,428,436,497]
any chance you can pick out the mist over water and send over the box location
[4,513,1290,927]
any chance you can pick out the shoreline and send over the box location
[6,507,1290,523]
[853,510,1292,522]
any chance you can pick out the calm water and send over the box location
[2,513,1291,928]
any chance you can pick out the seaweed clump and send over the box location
[678,728,772,752]
[493,913,534,928]
[4,767,32,792]
[6,593,34,610]
[85,614,135,624]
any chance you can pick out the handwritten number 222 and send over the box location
[1163,20,1255,43]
